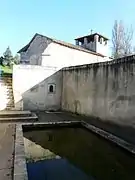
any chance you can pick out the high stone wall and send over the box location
[62,55,135,127]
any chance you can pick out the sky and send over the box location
[0,0,135,56]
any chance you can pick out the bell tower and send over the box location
[75,32,109,56]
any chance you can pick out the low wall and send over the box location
[0,78,8,110]
[13,65,62,110]
[62,55,135,127]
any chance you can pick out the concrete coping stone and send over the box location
[81,121,135,154]
[0,113,38,123]
[14,124,28,180]
[62,54,135,71]
[13,120,135,180]
[0,110,31,116]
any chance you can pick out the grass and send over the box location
[0,65,12,74]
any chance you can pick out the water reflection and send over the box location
[27,158,92,180]
[24,127,135,180]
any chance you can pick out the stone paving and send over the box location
[0,124,15,180]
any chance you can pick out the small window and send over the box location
[48,83,56,94]
[49,85,54,93]
[99,37,103,44]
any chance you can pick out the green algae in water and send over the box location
[24,127,135,180]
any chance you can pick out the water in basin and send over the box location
[23,126,135,180]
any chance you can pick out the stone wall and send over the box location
[20,34,52,65]
[13,65,62,110]
[62,55,135,127]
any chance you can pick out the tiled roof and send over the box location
[18,33,105,57]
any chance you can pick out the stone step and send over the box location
[0,110,32,118]
[6,92,14,95]
[7,88,13,91]
[6,106,15,109]
[5,91,13,94]
[6,107,14,110]
[0,84,12,86]
[6,100,14,103]
[0,77,12,82]
[3,90,13,93]
[6,104,14,107]
[0,88,13,92]
[6,103,14,106]
[0,112,38,122]
[6,97,14,100]
[0,86,13,90]
[0,78,12,81]
[0,86,12,89]
[2,94,13,98]
[0,77,12,79]
[7,89,13,91]
[6,98,14,100]
[6,100,14,102]
[0,81,12,85]
[6,92,13,95]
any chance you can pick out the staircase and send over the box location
[0,74,38,122]
[0,75,14,110]
[0,110,38,122]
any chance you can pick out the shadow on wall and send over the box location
[14,70,62,111]
[13,56,135,145]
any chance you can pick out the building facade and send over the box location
[18,33,111,69]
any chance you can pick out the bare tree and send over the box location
[112,20,133,58]
[112,20,123,58]
[123,25,133,55]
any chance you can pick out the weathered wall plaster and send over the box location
[62,55,135,127]
[13,65,61,110]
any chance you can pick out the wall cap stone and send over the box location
[62,54,135,71]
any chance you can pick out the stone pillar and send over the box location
[94,34,99,42]
[94,34,99,52]
[75,40,79,46]
[84,37,88,44]
[100,37,103,44]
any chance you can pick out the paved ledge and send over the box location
[0,111,31,117]
[82,121,135,154]
[0,113,38,123]
[22,120,80,127]
[14,124,28,180]
[0,124,15,180]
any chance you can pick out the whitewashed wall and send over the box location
[96,41,109,57]
[0,81,8,110]
[13,65,61,110]
[41,42,110,70]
